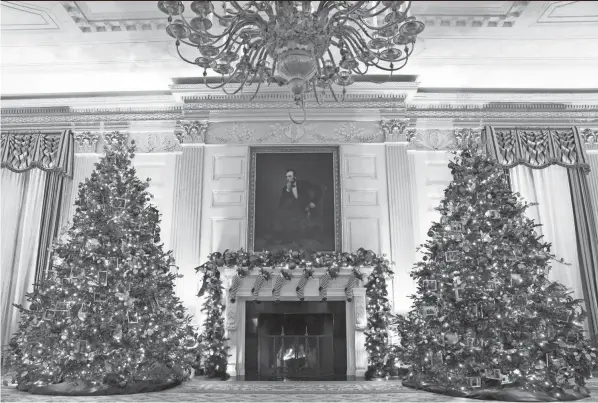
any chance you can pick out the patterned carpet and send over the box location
[2,378,598,402]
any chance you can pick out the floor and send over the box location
[2,378,598,402]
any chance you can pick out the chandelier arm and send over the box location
[327,82,343,103]
[341,29,368,57]
[354,2,394,19]
[369,56,409,72]
[342,24,374,48]
[353,1,382,16]
[289,98,307,125]
[356,13,411,32]
[202,73,241,90]
[174,42,203,66]
[311,78,324,106]
[321,1,368,32]
[249,47,268,70]
[219,80,247,95]
[325,48,340,73]
[228,1,248,13]
[249,76,263,101]
[179,9,236,40]
[339,18,380,42]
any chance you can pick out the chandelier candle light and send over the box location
[159,1,424,123]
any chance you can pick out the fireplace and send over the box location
[245,302,346,381]
[221,266,372,380]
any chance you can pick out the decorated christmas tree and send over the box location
[364,252,394,380]
[395,133,597,400]
[6,132,197,394]
[196,253,230,380]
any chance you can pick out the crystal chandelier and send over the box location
[159,1,424,123]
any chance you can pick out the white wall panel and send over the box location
[200,146,249,262]
[340,145,390,256]
[408,150,453,254]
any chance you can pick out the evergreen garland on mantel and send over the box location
[194,247,394,379]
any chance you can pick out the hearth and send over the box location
[245,302,346,381]
[221,266,372,380]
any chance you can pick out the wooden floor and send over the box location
[2,378,598,402]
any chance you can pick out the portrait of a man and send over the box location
[249,148,340,253]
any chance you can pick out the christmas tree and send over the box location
[395,134,597,400]
[196,253,230,380]
[6,132,197,394]
[364,251,393,380]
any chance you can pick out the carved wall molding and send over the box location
[406,109,598,121]
[354,296,367,330]
[404,127,482,150]
[410,91,598,106]
[207,121,383,144]
[1,111,183,126]
[72,131,182,153]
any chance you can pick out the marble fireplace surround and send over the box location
[221,266,374,381]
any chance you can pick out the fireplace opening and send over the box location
[245,301,347,381]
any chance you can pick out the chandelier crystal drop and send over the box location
[159,1,425,123]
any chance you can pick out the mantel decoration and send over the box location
[194,247,395,379]
[159,1,424,123]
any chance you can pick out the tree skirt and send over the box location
[17,379,181,396]
[403,379,591,402]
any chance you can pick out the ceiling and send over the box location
[2,1,598,96]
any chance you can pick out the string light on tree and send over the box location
[6,132,198,394]
[392,131,597,400]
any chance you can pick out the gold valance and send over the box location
[483,126,590,174]
[1,130,74,178]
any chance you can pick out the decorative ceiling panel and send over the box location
[61,0,169,32]
[1,1,59,31]
[535,1,598,24]
[410,0,530,27]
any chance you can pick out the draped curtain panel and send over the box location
[483,126,598,340]
[0,130,73,346]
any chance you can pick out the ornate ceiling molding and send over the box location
[2,87,597,131]
[411,91,598,107]
[416,1,530,29]
[60,1,167,33]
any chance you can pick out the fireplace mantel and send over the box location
[219,266,373,380]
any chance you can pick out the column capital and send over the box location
[176,120,208,145]
[581,127,598,150]
[73,131,101,153]
[380,118,409,143]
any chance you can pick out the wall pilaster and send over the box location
[171,121,207,325]
[382,118,417,315]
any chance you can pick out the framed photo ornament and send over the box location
[445,251,460,262]
[467,377,481,388]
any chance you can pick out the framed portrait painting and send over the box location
[248,147,341,253]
